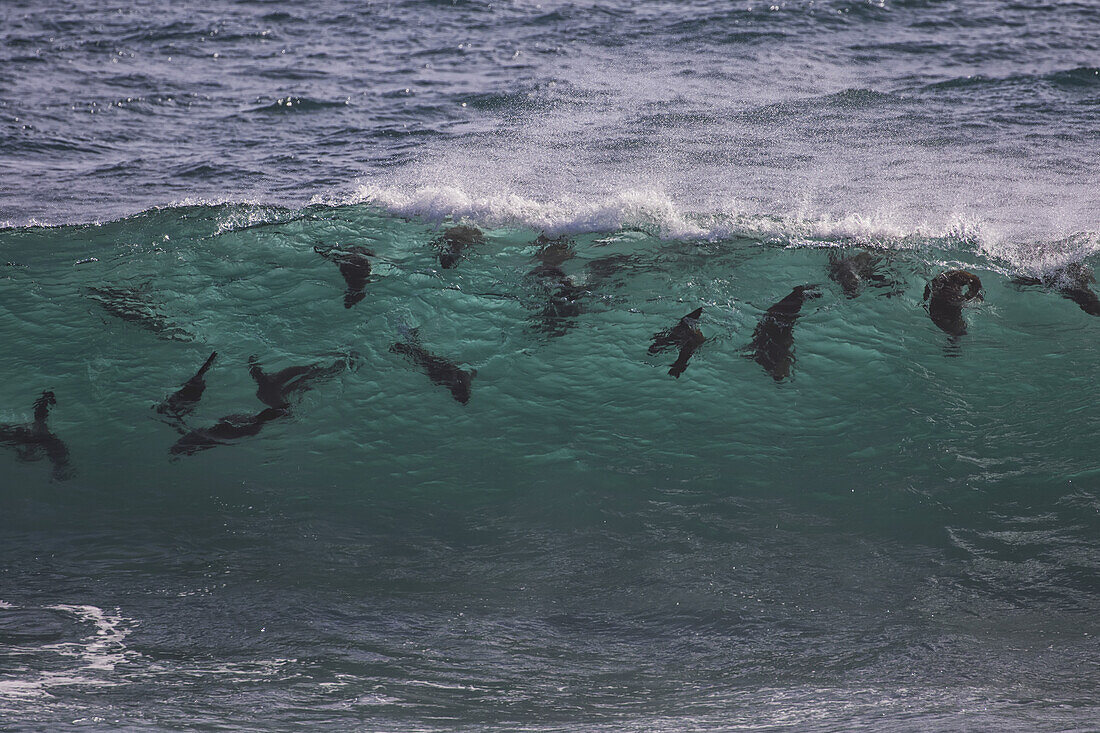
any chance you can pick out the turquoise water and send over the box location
[2,204,1099,728]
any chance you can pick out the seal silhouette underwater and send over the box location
[827,250,898,298]
[748,285,821,381]
[390,330,476,404]
[248,355,351,409]
[1012,262,1100,316]
[314,244,374,308]
[435,225,485,269]
[525,236,586,337]
[0,391,73,480]
[155,351,217,423]
[923,270,983,338]
[169,407,289,458]
[649,307,705,378]
[86,284,192,341]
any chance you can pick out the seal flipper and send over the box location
[156,351,218,423]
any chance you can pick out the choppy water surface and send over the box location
[2,0,1100,730]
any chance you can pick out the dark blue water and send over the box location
[2,1,1100,729]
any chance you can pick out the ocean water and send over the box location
[3,1,1100,730]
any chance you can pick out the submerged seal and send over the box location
[0,391,72,480]
[827,250,897,298]
[315,244,374,308]
[649,307,705,379]
[923,270,983,337]
[156,351,217,422]
[524,236,586,337]
[390,330,476,404]
[169,407,288,458]
[436,225,485,269]
[1013,262,1100,316]
[748,285,821,381]
[248,356,350,409]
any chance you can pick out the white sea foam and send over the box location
[0,601,135,704]
[325,181,1003,251]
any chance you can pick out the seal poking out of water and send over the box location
[923,270,983,337]
[0,391,72,480]
[748,285,821,382]
[649,307,705,379]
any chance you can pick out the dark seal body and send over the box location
[315,245,374,308]
[649,307,705,379]
[169,407,288,458]
[248,356,349,409]
[923,270,983,337]
[390,339,476,404]
[827,251,891,298]
[1013,262,1100,316]
[0,391,72,480]
[436,225,485,269]
[156,351,217,422]
[749,285,820,381]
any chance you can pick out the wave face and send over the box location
[2,204,1100,729]
[4,0,1100,729]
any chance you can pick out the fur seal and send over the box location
[155,351,217,422]
[531,234,575,270]
[524,236,585,337]
[86,284,191,341]
[0,391,72,480]
[390,330,476,403]
[1012,262,1100,316]
[748,285,821,381]
[248,356,349,409]
[534,277,586,337]
[649,307,705,379]
[436,225,485,269]
[923,270,982,337]
[314,244,374,308]
[169,407,288,458]
[827,250,897,298]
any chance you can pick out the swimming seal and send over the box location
[248,355,350,409]
[86,284,191,341]
[827,250,897,298]
[156,351,217,422]
[390,330,476,404]
[0,391,73,480]
[169,406,288,458]
[529,234,575,275]
[314,244,374,308]
[1013,262,1100,316]
[923,270,983,337]
[748,285,821,381]
[436,225,485,269]
[649,307,705,379]
[523,236,586,337]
